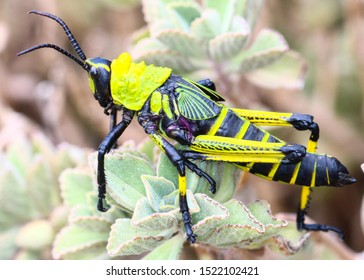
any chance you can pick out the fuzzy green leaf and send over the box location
[243,200,288,249]
[236,28,289,72]
[0,227,19,259]
[155,29,204,57]
[0,169,37,227]
[168,1,201,28]
[107,218,174,256]
[142,175,176,212]
[156,152,178,187]
[60,168,93,208]
[209,17,250,61]
[143,234,184,260]
[202,199,265,247]
[138,139,156,162]
[245,50,308,90]
[191,9,221,39]
[69,206,112,232]
[60,243,110,260]
[54,143,88,174]
[159,190,179,212]
[104,152,155,211]
[27,156,61,215]
[194,162,238,203]
[15,220,54,251]
[52,224,109,259]
[133,38,199,73]
[192,194,229,240]
[4,137,33,178]
[248,200,286,228]
[240,0,264,28]
[204,0,236,34]
[132,197,179,231]
[142,0,170,26]
[266,222,310,256]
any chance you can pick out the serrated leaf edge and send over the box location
[52,226,107,259]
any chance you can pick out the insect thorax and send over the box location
[110,52,172,111]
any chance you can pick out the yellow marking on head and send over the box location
[86,60,111,72]
[88,77,95,94]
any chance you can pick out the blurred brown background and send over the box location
[1,0,363,253]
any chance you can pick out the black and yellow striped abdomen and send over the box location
[245,153,349,187]
[204,107,348,187]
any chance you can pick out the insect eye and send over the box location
[90,67,100,78]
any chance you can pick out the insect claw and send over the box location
[209,184,216,194]
[300,222,344,239]
[97,198,109,212]
[187,233,197,244]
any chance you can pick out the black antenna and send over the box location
[17,43,89,70]
[17,10,90,71]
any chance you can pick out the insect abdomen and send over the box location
[210,108,353,187]
[246,153,352,187]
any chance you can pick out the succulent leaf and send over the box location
[133,38,199,73]
[0,228,20,260]
[107,218,174,256]
[204,0,236,34]
[168,1,201,27]
[201,199,265,247]
[155,29,204,57]
[240,0,264,28]
[157,151,179,187]
[52,224,109,259]
[60,168,94,208]
[192,193,229,239]
[191,9,221,39]
[132,197,179,231]
[142,234,185,260]
[68,206,112,232]
[142,175,176,212]
[103,152,155,211]
[15,220,55,251]
[236,28,289,73]
[245,50,308,90]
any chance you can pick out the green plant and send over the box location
[132,0,306,90]
[53,141,309,259]
[0,129,88,259]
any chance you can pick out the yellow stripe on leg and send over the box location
[307,139,318,153]
[178,174,187,196]
[300,186,312,210]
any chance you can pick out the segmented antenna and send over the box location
[17,43,88,70]
[30,10,86,60]
[17,10,90,71]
